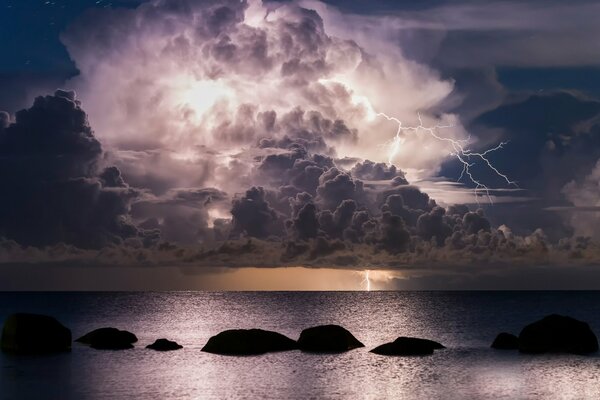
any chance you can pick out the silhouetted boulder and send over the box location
[371,336,445,356]
[1,313,71,354]
[297,325,364,352]
[518,314,598,355]
[146,338,182,351]
[76,327,137,350]
[491,332,519,350]
[201,329,297,355]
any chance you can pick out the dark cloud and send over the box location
[343,210,372,243]
[417,206,452,246]
[257,107,358,154]
[99,166,127,188]
[289,192,313,217]
[308,236,346,260]
[447,204,470,217]
[318,199,357,238]
[0,89,101,180]
[377,184,432,210]
[0,90,151,248]
[316,167,364,210]
[443,91,600,239]
[258,134,329,154]
[462,209,491,235]
[369,211,411,254]
[279,108,357,142]
[380,194,420,227]
[290,202,319,240]
[230,186,284,239]
[351,159,407,182]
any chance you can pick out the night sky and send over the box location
[2,0,600,290]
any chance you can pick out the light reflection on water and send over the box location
[2,291,600,399]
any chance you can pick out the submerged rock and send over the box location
[201,329,297,355]
[371,336,445,356]
[1,313,71,354]
[146,338,182,351]
[518,314,598,355]
[297,325,364,352]
[491,332,519,350]
[76,327,137,350]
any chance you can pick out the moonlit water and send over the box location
[2,291,600,399]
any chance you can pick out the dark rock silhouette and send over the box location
[297,325,364,352]
[146,338,183,351]
[1,313,71,354]
[371,336,445,356]
[76,327,138,350]
[518,314,598,355]
[491,332,519,350]
[201,329,297,355]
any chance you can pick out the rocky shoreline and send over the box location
[2,313,598,357]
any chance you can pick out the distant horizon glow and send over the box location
[362,270,371,291]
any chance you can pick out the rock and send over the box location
[146,338,182,351]
[371,336,445,356]
[1,313,71,354]
[297,325,364,353]
[201,329,297,355]
[491,332,519,350]
[76,327,137,350]
[518,314,598,355]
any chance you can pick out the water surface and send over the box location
[2,291,600,399]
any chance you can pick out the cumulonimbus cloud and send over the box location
[61,0,467,189]
[2,0,600,287]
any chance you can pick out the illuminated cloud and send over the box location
[2,0,600,290]
[60,0,468,192]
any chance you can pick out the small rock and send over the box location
[1,313,71,354]
[491,332,519,350]
[519,314,598,355]
[146,338,182,351]
[202,329,297,355]
[371,336,445,356]
[297,325,364,353]
[76,327,137,350]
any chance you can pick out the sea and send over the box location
[1,291,600,399]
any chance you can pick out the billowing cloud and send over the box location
[0,90,155,248]
[3,0,600,290]
[59,0,469,191]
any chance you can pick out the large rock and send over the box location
[518,314,598,355]
[146,338,183,351]
[201,329,297,355]
[297,325,364,353]
[76,327,137,350]
[491,332,519,350]
[371,336,444,356]
[1,313,71,354]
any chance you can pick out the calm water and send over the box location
[2,291,600,399]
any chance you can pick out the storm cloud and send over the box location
[2,0,600,290]
[0,90,154,248]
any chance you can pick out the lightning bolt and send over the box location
[361,270,371,291]
[377,112,517,204]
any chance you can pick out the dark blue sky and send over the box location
[0,0,142,74]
